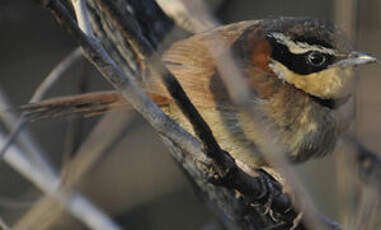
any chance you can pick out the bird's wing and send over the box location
[148,20,260,109]
[22,21,268,120]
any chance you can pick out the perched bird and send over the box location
[23,17,377,172]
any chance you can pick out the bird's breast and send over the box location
[258,85,355,163]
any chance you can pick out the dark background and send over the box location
[0,1,380,229]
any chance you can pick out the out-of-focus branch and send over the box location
[14,111,135,230]
[156,0,221,33]
[0,49,82,226]
[0,130,122,230]
[334,1,381,227]
[333,0,358,223]
[0,91,53,175]
[342,135,381,190]
[0,48,82,160]
[72,0,95,38]
[0,45,122,229]
[334,0,357,40]
[0,216,9,230]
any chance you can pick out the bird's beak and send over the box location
[335,51,379,67]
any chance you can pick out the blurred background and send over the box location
[0,0,380,229]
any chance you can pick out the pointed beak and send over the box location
[336,51,379,67]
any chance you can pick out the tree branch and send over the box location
[0,130,122,230]
[14,111,136,230]
[0,48,82,159]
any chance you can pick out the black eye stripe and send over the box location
[267,36,334,75]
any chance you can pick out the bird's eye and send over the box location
[306,52,326,67]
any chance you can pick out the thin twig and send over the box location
[0,130,122,230]
[342,135,381,190]
[334,0,358,224]
[333,0,357,40]
[0,216,9,230]
[31,48,82,103]
[355,187,379,230]
[72,0,95,38]
[156,0,219,33]
[0,47,82,159]
[0,43,120,229]
[61,53,89,175]
[15,111,135,230]
[0,91,54,175]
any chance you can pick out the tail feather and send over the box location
[22,91,129,121]
[22,91,171,121]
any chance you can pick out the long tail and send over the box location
[21,91,170,121]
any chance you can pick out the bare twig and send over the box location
[13,198,65,230]
[156,0,219,33]
[0,216,9,230]
[31,48,82,103]
[355,187,379,230]
[0,39,120,229]
[64,111,136,186]
[334,0,358,224]
[72,0,95,38]
[342,135,381,191]
[0,47,82,159]
[0,91,54,175]
[334,0,357,40]
[0,44,123,229]
[61,53,90,175]
[0,130,122,230]
[15,111,135,230]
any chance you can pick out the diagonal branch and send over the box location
[14,111,135,230]
[35,0,205,161]
[0,130,122,230]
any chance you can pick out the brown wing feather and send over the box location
[148,20,260,108]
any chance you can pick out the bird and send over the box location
[22,17,378,174]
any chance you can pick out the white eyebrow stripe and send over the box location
[269,32,337,55]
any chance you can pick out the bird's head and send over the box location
[234,17,378,100]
